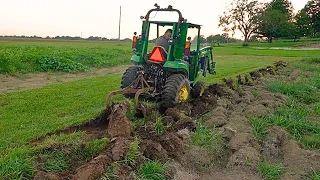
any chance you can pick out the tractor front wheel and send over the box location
[191,81,206,98]
[161,74,190,108]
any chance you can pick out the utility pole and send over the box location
[81,32,82,39]
[118,6,121,41]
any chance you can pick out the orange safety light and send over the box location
[149,47,165,63]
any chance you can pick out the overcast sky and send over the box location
[0,0,309,39]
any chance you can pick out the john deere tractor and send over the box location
[106,4,216,109]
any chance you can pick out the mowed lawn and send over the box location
[0,40,319,176]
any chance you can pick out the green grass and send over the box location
[258,161,286,180]
[137,161,167,180]
[266,59,320,149]
[125,137,140,166]
[84,138,109,158]
[191,123,224,153]
[249,118,269,141]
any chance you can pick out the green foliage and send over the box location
[256,0,294,42]
[219,0,262,42]
[0,40,132,74]
[192,123,224,153]
[249,118,269,140]
[36,56,88,72]
[258,161,286,180]
[137,161,167,180]
[303,0,320,35]
[125,137,140,166]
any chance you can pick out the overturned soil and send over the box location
[32,62,320,180]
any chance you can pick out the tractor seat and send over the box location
[147,46,168,64]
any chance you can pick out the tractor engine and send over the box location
[144,64,166,94]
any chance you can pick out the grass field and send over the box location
[0,38,319,179]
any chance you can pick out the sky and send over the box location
[0,0,309,39]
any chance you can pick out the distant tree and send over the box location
[192,35,206,44]
[207,34,225,44]
[256,0,294,42]
[219,0,262,43]
[304,0,320,36]
[293,9,313,39]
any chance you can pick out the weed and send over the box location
[305,168,320,180]
[252,89,260,98]
[154,116,165,135]
[249,118,269,140]
[101,162,120,180]
[191,123,224,153]
[137,161,167,180]
[301,134,320,149]
[125,137,140,166]
[258,161,285,180]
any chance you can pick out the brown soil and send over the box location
[0,65,130,94]
[30,62,320,180]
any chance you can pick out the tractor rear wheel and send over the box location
[191,81,206,98]
[161,74,190,108]
[121,66,142,97]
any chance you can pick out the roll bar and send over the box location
[144,4,183,36]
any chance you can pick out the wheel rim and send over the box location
[178,84,189,102]
[200,86,205,96]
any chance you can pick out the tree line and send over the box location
[219,0,320,43]
[0,35,131,42]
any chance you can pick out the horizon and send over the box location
[0,0,309,40]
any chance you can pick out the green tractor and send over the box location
[106,4,216,110]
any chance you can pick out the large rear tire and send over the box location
[191,81,206,98]
[121,66,142,97]
[161,74,190,108]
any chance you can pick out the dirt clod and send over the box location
[245,104,269,118]
[107,102,131,139]
[228,146,261,168]
[228,133,257,152]
[140,140,168,160]
[73,155,112,180]
[111,137,131,161]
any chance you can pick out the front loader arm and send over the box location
[199,46,216,75]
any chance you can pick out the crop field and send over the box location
[0,38,320,179]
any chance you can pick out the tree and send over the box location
[256,0,294,42]
[219,0,262,43]
[304,0,320,36]
[192,35,206,44]
[294,9,313,39]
